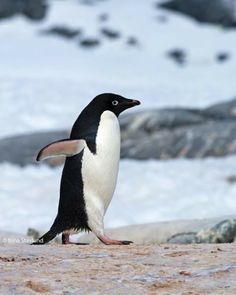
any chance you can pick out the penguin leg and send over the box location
[62,233,88,245]
[97,234,133,245]
[62,233,71,244]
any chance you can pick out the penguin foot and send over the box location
[62,233,88,245]
[98,235,133,245]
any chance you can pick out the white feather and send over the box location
[82,111,120,236]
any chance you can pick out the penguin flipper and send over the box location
[37,139,85,161]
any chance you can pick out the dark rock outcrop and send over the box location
[0,0,47,21]
[126,36,139,46]
[120,98,236,159]
[159,0,236,27]
[166,48,187,65]
[79,37,101,48]
[1,98,236,166]
[216,52,230,63]
[41,26,81,39]
[101,28,120,39]
[168,219,236,243]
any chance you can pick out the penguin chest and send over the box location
[82,111,120,217]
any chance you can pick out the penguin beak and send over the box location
[131,99,141,106]
[126,99,141,107]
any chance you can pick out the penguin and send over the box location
[32,93,140,245]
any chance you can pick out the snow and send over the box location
[0,0,236,234]
[1,0,236,138]
[1,156,236,234]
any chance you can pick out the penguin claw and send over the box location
[120,240,133,245]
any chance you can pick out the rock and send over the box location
[27,228,40,241]
[80,37,101,48]
[202,98,236,119]
[2,98,236,166]
[1,243,236,294]
[0,0,47,21]
[98,13,109,22]
[226,175,236,183]
[41,26,81,39]
[167,218,236,244]
[101,28,120,39]
[167,232,199,244]
[126,36,139,46]
[79,216,236,245]
[166,48,187,65]
[197,219,236,243]
[23,0,47,21]
[80,0,98,6]
[216,52,230,63]
[159,0,236,27]
[156,14,169,23]
[120,98,236,159]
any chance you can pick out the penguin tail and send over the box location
[31,229,57,245]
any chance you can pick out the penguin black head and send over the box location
[87,93,141,117]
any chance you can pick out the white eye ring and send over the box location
[112,100,119,106]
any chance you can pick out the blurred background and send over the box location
[0,0,236,235]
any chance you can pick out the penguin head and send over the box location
[91,93,141,117]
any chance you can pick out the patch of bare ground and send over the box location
[0,243,236,294]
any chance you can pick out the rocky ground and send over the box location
[0,243,236,294]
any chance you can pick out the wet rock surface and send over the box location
[2,98,236,166]
[0,243,236,294]
[159,0,236,27]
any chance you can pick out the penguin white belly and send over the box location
[82,111,120,235]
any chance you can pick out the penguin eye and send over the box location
[112,100,119,106]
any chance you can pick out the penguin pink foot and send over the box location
[98,235,133,245]
[62,233,88,245]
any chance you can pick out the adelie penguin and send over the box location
[32,93,140,245]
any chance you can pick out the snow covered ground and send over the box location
[1,156,236,234]
[1,0,236,138]
[0,0,236,234]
